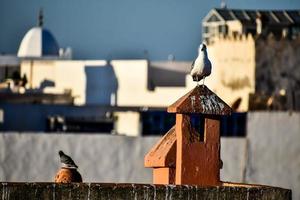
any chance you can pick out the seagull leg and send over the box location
[196,76,199,86]
[202,77,205,86]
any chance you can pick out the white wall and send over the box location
[54,61,87,105]
[115,111,141,136]
[111,60,194,107]
[21,59,200,107]
[21,60,56,89]
[21,60,109,105]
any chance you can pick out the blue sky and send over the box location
[1,0,300,60]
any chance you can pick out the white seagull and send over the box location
[190,43,212,85]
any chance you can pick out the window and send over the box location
[203,26,209,34]
[207,14,221,22]
[218,25,228,34]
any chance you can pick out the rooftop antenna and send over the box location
[221,0,227,9]
[38,8,43,27]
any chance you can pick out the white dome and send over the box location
[18,27,59,58]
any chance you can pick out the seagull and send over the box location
[58,150,78,169]
[190,43,212,85]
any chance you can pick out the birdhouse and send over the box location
[145,85,232,186]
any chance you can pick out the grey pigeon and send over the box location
[190,43,212,85]
[58,150,78,169]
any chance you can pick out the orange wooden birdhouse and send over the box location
[144,85,232,186]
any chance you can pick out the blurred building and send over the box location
[202,9,300,44]
[0,10,200,135]
[17,59,197,136]
[6,8,300,135]
[202,8,300,111]
[0,54,20,82]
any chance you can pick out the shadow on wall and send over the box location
[40,79,55,90]
[148,67,186,90]
[85,64,118,105]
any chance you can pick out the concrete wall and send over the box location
[246,112,300,200]
[0,112,299,199]
[0,134,245,184]
[0,133,157,183]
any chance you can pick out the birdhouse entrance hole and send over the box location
[189,113,205,142]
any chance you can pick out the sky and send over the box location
[1,0,300,60]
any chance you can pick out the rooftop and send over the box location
[17,27,59,58]
[204,8,300,25]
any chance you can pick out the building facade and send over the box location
[202,8,300,111]
[202,9,300,44]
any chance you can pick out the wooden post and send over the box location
[175,114,221,185]
[153,167,175,184]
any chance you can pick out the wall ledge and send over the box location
[0,182,291,200]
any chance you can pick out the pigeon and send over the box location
[190,43,212,85]
[55,150,82,183]
[58,150,78,169]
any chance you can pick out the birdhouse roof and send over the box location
[167,85,232,115]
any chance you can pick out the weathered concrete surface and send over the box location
[4,120,300,197]
[0,134,158,183]
[0,134,246,184]
[0,182,291,200]
[2,112,298,199]
[221,138,247,183]
[246,112,300,200]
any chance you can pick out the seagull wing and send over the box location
[203,58,212,76]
